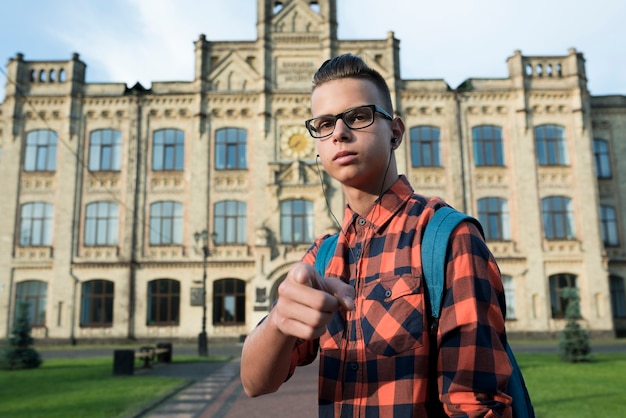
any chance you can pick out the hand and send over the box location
[271,262,355,341]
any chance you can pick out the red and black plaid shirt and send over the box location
[293,176,512,417]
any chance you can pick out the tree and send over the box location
[2,300,43,370]
[558,287,592,362]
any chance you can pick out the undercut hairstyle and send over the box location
[312,54,394,114]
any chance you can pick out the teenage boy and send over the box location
[241,53,513,417]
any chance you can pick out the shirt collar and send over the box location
[342,175,414,234]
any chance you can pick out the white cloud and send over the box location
[1,0,625,97]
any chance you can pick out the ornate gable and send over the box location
[209,51,261,92]
[273,160,321,187]
[272,1,324,34]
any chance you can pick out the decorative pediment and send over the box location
[272,160,322,187]
[273,1,323,34]
[209,51,261,92]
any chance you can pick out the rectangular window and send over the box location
[153,129,184,171]
[150,201,183,245]
[85,202,119,246]
[24,130,57,172]
[472,125,504,166]
[89,129,122,171]
[20,202,54,246]
[410,126,440,167]
[216,128,247,170]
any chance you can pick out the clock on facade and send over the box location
[281,126,314,159]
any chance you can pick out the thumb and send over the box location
[317,276,355,311]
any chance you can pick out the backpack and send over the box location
[314,206,535,417]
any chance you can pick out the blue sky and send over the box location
[1,0,625,102]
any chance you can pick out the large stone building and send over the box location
[1,0,625,344]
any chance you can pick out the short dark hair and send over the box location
[312,54,393,114]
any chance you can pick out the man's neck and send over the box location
[342,174,399,215]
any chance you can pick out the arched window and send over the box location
[214,201,247,244]
[593,138,612,178]
[216,128,247,170]
[280,199,314,244]
[150,201,183,245]
[502,275,516,320]
[549,273,577,318]
[19,202,54,246]
[85,202,119,246]
[24,129,57,172]
[15,280,48,327]
[89,129,122,171]
[535,124,568,166]
[472,125,504,166]
[213,278,246,325]
[542,196,575,240]
[152,129,184,171]
[147,279,180,325]
[477,197,510,241]
[80,280,114,327]
[410,126,441,167]
[609,275,626,318]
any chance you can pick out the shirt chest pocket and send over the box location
[360,273,425,356]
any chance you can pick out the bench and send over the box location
[112,342,172,375]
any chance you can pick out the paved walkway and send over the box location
[39,339,626,418]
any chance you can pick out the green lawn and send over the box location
[517,353,626,418]
[0,352,625,417]
[0,357,199,418]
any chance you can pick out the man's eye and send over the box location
[316,119,334,130]
[346,110,368,123]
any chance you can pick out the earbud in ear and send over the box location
[391,137,397,144]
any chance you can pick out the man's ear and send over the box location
[390,117,405,147]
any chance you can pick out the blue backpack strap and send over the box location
[314,233,339,277]
[422,207,535,417]
[422,206,479,319]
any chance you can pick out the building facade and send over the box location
[1,0,625,343]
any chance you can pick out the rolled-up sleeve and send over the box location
[438,221,513,417]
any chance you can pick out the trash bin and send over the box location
[113,350,135,375]
[156,342,172,363]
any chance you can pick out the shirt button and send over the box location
[349,362,358,371]
[358,218,367,226]
[384,289,392,298]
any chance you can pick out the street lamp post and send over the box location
[194,229,212,357]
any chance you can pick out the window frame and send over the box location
[409,125,441,167]
[600,205,620,247]
[472,125,504,166]
[609,275,626,319]
[149,201,183,245]
[477,197,511,241]
[213,278,246,325]
[280,199,314,245]
[542,196,576,240]
[535,124,569,166]
[593,138,612,179]
[152,128,185,171]
[88,129,122,172]
[19,202,54,246]
[214,201,247,244]
[84,201,119,246]
[146,279,180,326]
[24,129,58,172]
[215,128,247,170]
[15,280,48,327]
[80,279,114,327]
[549,273,577,318]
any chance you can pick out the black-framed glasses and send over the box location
[304,104,393,139]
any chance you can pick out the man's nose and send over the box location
[331,118,351,142]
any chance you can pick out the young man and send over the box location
[241,54,513,417]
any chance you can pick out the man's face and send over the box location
[311,78,400,193]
